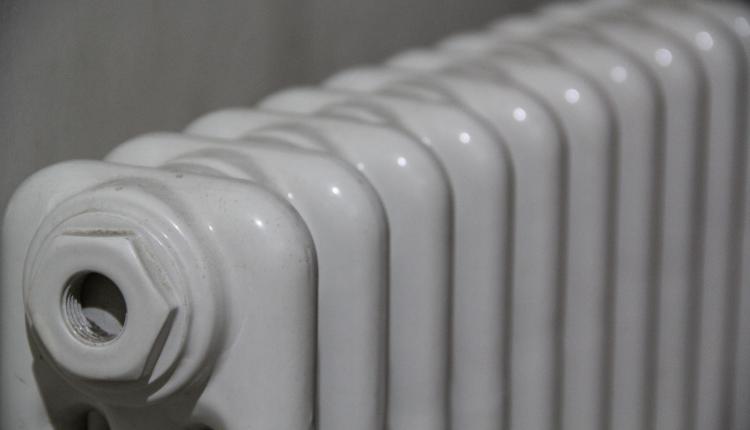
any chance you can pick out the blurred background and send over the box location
[0,0,545,215]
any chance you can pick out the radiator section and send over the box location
[2,2,749,430]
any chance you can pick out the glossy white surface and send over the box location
[538,33,659,430]
[3,3,750,429]
[389,48,616,430]
[637,8,744,430]
[543,5,749,430]
[542,9,708,430]
[487,15,666,430]
[484,56,613,430]
[187,110,452,430]
[262,84,515,430]
[324,66,565,430]
[108,133,389,430]
[1,161,317,429]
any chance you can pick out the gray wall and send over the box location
[0,0,541,215]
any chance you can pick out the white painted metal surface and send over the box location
[2,2,749,430]
[261,85,513,430]
[389,47,616,430]
[320,67,564,430]
[107,133,389,430]
[188,111,453,430]
[2,161,317,429]
[540,6,709,430]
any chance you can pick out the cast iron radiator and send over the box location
[2,2,750,430]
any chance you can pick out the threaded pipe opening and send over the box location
[63,272,127,345]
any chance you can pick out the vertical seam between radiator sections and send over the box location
[642,60,668,430]
[500,73,571,430]
[582,29,670,430]
[682,44,710,430]
[692,9,750,430]
[536,42,624,430]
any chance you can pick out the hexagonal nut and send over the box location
[26,231,183,382]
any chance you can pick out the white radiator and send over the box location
[2,2,749,430]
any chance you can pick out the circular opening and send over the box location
[63,272,127,344]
